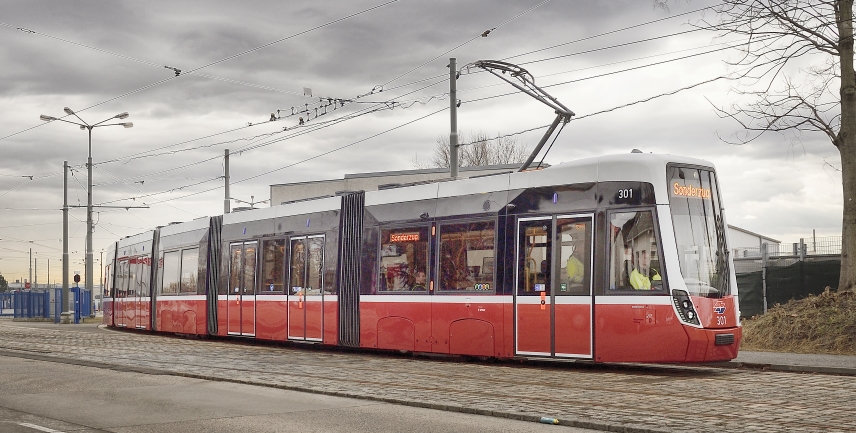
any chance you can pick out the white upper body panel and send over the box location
[223,195,341,225]
[159,217,209,237]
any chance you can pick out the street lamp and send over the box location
[40,108,132,322]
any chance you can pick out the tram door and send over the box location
[288,235,324,341]
[133,258,146,329]
[515,215,593,358]
[116,259,129,327]
[227,241,257,336]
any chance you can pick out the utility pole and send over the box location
[47,259,50,289]
[224,149,230,214]
[29,248,32,287]
[34,258,37,288]
[449,58,459,179]
[62,160,70,321]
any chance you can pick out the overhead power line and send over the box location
[121,106,448,207]
[0,0,403,142]
[502,6,713,61]
[366,0,552,95]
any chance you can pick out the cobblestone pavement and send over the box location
[0,322,852,433]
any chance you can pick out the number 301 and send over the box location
[618,189,633,199]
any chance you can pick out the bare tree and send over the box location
[703,1,856,290]
[412,132,529,169]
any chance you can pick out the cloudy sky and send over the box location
[0,0,841,285]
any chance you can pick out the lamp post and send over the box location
[40,108,132,322]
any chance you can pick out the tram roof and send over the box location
[115,152,716,240]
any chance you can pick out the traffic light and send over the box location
[73,274,80,284]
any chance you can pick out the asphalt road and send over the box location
[0,354,595,433]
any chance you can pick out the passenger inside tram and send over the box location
[610,211,663,291]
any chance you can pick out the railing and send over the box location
[733,235,841,318]
[733,235,841,259]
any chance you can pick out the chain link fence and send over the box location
[734,236,841,318]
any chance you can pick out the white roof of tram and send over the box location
[367,152,716,206]
[115,152,717,241]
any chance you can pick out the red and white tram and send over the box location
[103,152,741,363]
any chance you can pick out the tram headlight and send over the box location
[672,290,700,326]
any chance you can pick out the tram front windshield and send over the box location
[668,166,730,298]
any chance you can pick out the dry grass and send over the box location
[741,288,856,355]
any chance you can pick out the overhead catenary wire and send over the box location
[501,5,714,61]
[95,76,448,205]
[460,36,775,106]
[1,5,744,216]
[4,30,732,211]
[8,5,717,176]
[0,0,403,143]
[132,106,449,207]
[60,29,739,206]
[372,0,552,92]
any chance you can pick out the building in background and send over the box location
[728,225,780,258]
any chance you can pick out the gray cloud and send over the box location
[0,0,842,282]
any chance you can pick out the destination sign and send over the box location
[390,232,420,242]
[672,182,711,199]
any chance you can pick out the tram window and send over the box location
[121,260,131,298]
[306,237,323,295]
[360,226,379,295]
[439,221,495,292]
[289,239,305,295]
[115,261,125,298]
[243,243,257,295]
[137,257,151,297]
[128,257,142,298]
[180,249,199,294]
[104,264,111,297]
[230,244,243,295]
[379,226,429,292]
[518,221,551,296]
[161,251,181,295]
[260,239,285,294]
[556,218,592,296]
[608,211,665,293]
[142,257,151,296]
[155,254,163,296]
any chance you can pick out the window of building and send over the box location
[260,239,285,294]
[439,221,495,292]
[161,251,181,295]
[379,226,430,292]
[608,210,665,293]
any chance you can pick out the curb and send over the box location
[0,348,672,433]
